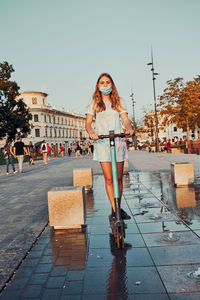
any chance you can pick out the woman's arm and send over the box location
[120,112,134,136]
[10,145,15,156]
[85,114,98,140]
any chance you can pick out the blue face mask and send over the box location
[99,85,112,95]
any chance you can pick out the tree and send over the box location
[159,76,200,141]
[143,111,154,141]
[0,61,32,141]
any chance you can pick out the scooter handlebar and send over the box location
[98,133,135,139]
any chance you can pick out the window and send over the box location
[44,115,47,123]
[35,129,40,137]
[58,117,60,124]
[34,114,39,122]
[45,127,48,137]
[50,127,52,137]
[53,117,55,124]
[174,127,177,132]
[54,128,57,137]
[62,118,63,124]
[32,97,37,104]
[49,115,51,123]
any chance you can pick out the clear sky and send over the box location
[1,0,200,120]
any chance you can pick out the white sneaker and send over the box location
[6,172,9,175]
[13,171,17,174]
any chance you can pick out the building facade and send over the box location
[14,91,90,146]
[141,111,199,144]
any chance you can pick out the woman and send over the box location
[3,140,16,175]
[40,140,48,164]
[85,73,134,220]
[59,144,65,157]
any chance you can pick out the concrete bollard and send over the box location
[123,159,129,175]
[48,186,85,229]
[171,163,194,187]
[73,168,93,191]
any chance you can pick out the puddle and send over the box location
[130,171,200,231]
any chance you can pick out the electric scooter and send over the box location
[99,130,130,248]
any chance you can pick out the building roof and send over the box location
[20,91,48,97]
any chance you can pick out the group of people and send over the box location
[74,142,94,158]
[3,138,52,174]
[3,138,95,174]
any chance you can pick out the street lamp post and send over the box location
[130,91,137,149]
[147,49,160,152]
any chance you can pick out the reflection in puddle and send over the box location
[85,191,94,216]
[123,174,130,189]
[50,228,87,271]
[150,172,200,228]
[107,234,131,299]
[175,187,196,209]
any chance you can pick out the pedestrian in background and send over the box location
[60,144,65,157]
[166,139,171,153]
[13,136,28,173]
[28,141,36,165]
[67,145,72,156]
[47,144,52,160]
[75,143,83,158]
[87,143,92,156]
[40,140,48,164]
[3,140,17,175]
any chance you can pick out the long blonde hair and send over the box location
[92,73,124,113]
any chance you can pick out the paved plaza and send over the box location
[1,151,200,299]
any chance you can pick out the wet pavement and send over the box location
[2,164,200,299]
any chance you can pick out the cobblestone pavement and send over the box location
[1,151,200,299]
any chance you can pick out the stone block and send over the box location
[171,148,184,154]
[73,168,93,191]
[48,186,85,229]
[176,187,196,209]
[171,163,194,187]
[123,159,129,175]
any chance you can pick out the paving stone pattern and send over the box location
[0,155,102,291]
[1,153,200,298]
[1,151,200,298]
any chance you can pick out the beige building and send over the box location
[15,91,89,146]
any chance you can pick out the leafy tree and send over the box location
[0,61,32,141]
[159,76,200,141]
[143,107,164,144]
[143,111,154,140]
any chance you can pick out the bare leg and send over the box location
[100,161,124,212]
